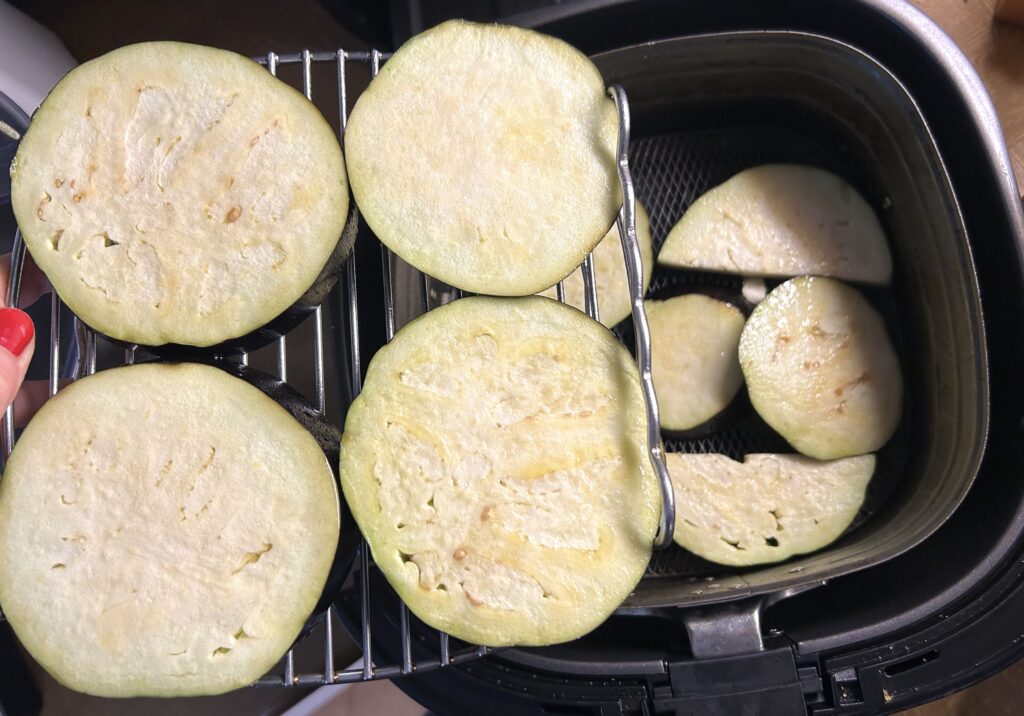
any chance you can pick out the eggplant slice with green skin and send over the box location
[668,452,875,566]
[11,41,352,350]
[739,276,903,460]
[340,296,660,647]
[345,20,620,296]
[646,294,746,432]
[658,164,893,285]
[537,202,654,328]
[0,362,342,697]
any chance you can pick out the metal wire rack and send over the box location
[0,46,674,688]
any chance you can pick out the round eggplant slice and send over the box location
[0,363,341,697]
[344,20,620,296]
[658,164,892,285]
[646,294,745,432]
[667,452,874,566]
[341,296,660,647]
[11,42,351,349]
[537,202,653,327]
[739,276,903,460]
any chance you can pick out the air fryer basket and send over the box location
[381,30,982,621]
[399,31,988,612]
[577,31,988,608]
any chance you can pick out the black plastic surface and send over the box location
[0,623,41,716]
[657,648,807,714]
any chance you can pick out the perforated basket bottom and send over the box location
[624,128,909,580]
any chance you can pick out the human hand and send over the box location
[0,253,51,425]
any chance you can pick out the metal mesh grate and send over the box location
[0,47,675,687]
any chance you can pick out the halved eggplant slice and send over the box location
[345,20,620,296]
[658,164,892,284]
[11,42,351,349]
[537,202,653,327]
[668,452,875,566]
[739,276,903,460]
[0,363,341,697]
[340,296,660,647]
[646,294,746,432]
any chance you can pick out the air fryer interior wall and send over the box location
[589,32,987,608]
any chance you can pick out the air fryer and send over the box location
[1,1,1020,714]
[330,1,1024,713]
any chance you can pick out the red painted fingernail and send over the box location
[0,308,34,357]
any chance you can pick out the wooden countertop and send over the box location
[910,0,1024,190]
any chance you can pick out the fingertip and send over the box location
[0,308,34,358]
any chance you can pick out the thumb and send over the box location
[0,308,36,413]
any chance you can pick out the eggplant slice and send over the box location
[646,294,746,432]
[739,276,903,460]
[537,202,654,328]
[0,363,341,697]
[668,452,875,566]
[340,296,660,647]
[344,20,620,296]
[11,42,351,349]
[658,164,892,284]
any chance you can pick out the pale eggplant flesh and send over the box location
[340,295,660,647]
[0,361,347,697]
[345,20,620,296]
[658,164,893,285]
[668,452,875,566]
[11,41,352,354]
[739,276,903,460]
[145,210,358,359]
[645,294,746,433]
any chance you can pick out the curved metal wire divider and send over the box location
[0,47,673,687]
